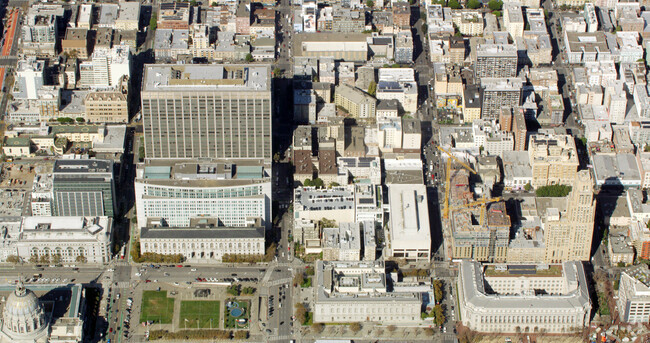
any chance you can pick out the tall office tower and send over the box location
[141,64,272,160]
[52,159,115,217]
[475,43,518,80]
[480,78,522,119]
[543,170,595,263]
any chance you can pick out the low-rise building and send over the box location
[314,260,423,324]
[608,233,635,266]
[140,223,264,263]
[322,222,362,261]
[3,216,113,264]
[458,260,592,333]
[386,184,431,262]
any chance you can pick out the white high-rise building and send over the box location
[605,81,628,124]
[80,45,131,89]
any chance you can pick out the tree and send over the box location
[433,305,445,326]
[273,67,282,77]
[329,182,340,187]
[466,0,481,9]
[295,303,307,324]
[76,117,85,123]
[488,0,503,11]
[40,254,50,264]
[6,255,20,264]
[149,13,157,31]
[293,272,304,287]
[535,184,572,197]
[233,331,248,339]
[367,81,377,96]
[273,152,281,163]
[524,183,532,192]
[433,280,443,303]
[245,53,254,62]
[52,254,62,265]
[57,117,75,124]
[303,178,313,187]
[448,0,461,9]
[29,255,39,264]
[421,23,428,34]
[492,10,502,17]
[366,0,374,7]
[76,255,87,263]
[190,0,197,5]
[312,178,324,188]
[350,322,362,332]
[387,325,397,332]
[311,322,325,333]
[227,284,240,296]
[425,328,435,336]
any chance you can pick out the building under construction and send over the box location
[443,163,511,262]
[450,201,510,262]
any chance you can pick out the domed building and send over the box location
[0,282,49,343]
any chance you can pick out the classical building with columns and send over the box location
[139,221,265,263]
[458,260,592,334]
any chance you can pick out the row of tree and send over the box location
[148,329,248,340]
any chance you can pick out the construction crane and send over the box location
[437,146,478,219]
[448,197,503,225]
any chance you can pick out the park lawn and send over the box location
[224,300,250,329]
[140,290,175,324]
[179,301,221,329]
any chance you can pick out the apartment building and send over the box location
[334,84,376,118]
[528,133,579,188]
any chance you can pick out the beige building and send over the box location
[84,91,128,123]
[528,133,579,188]
[139,224,265,263]
[334,84,376,118]
[62,28,89,59]
[543,170,595,263]
[458,260,592,334]
[313,260,423,324]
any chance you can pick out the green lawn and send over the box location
[224,300,250,329]
[179,301,221,329]
[140,291,175,324]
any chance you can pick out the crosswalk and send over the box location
[268,278,292,287]
[116,281,131,288]
[268,335,292,341]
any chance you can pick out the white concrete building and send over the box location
[139,225,265,263]
[617,265,650,323]
[604,81,628,124]
[473,120,515,156]
[336,157,381,185]
[504,3,524,39]
[377,68,418,114]
[322,222,362,261]
[0,216,113,264]
[314,260,423,324]
[294,186,356,224]
[134,161,271,230]
[115,2,141,31]
[387,184,431,262]
[79,45,131,89]
[458,260,592,334]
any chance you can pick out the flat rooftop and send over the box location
[143,64,271,92]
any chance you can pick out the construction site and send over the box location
[437,146,511,263]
